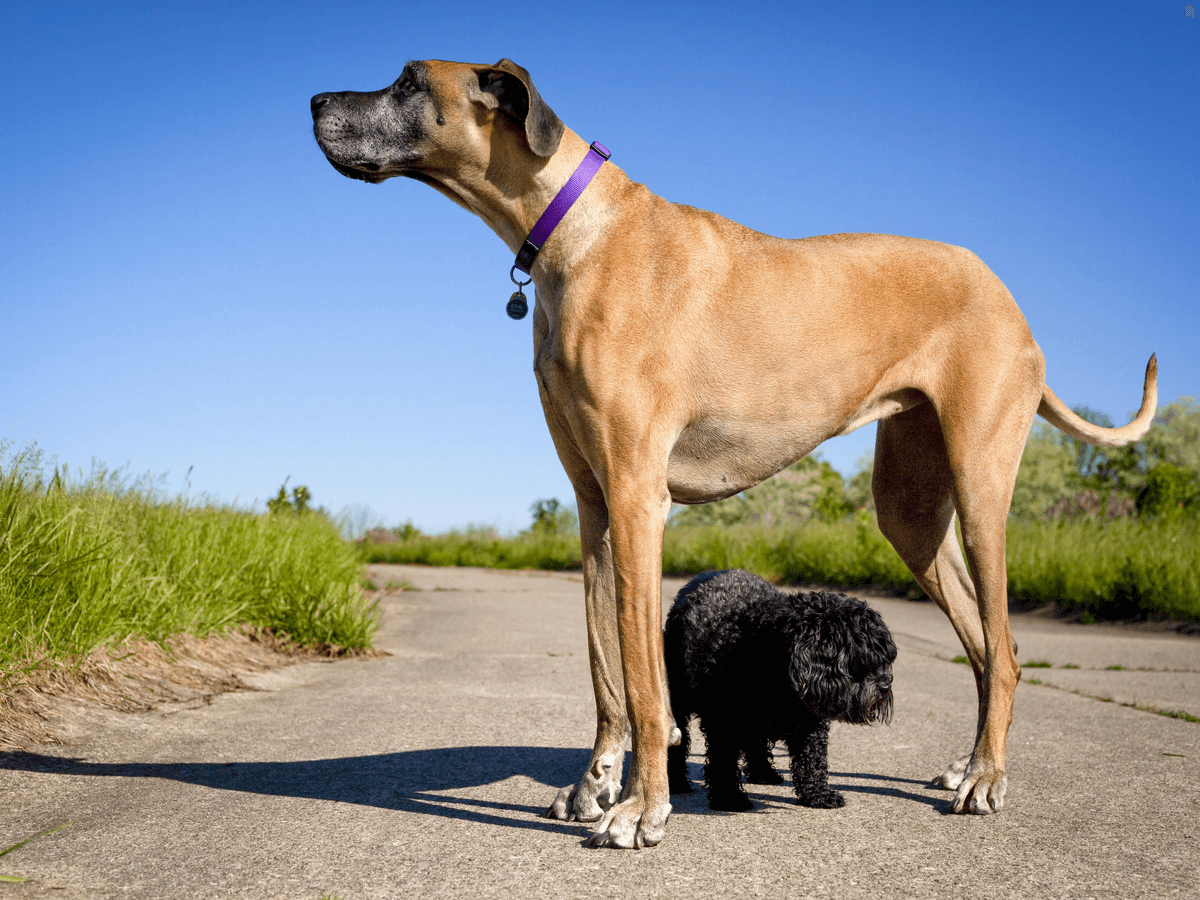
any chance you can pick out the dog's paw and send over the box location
[586,796,671,849]
[744,766,783,785]
[545,755,622,823]
[950,764,1007,815]
[797,790,845,809]
[707,788,754,812]
[931,753,972,791]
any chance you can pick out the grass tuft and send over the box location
[0,446,377,694]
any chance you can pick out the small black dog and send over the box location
[665,570,896,811]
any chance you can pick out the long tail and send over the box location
[1037,354,1158,448]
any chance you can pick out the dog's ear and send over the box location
[474,59,564,158]
[787,612,853,718]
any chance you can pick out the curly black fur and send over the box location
[665,570,897,811]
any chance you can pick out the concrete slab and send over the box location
[2,564,1197,899]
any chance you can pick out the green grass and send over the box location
[1,447,377,692]
[664,515,1198,622]
[662,514,916,589]
[0,821,73,882]
[358,527,582,571]
[1006,518,1200,621]
[358,511,1199,623]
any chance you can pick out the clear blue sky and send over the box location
[3,2,1197,534]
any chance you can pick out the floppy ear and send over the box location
[476,58,564,157]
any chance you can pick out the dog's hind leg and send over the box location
[742,735,783,785]
[785,720,844,808]
[874,394,1029,815]
[939,388,1034,815]
[665,638,693,793]
[700,713,754,811]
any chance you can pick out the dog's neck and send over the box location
[513,140,610,276]
[435,127,625,285]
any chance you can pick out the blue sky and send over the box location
[3,2,1197,534]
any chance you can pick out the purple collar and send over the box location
[513,141,611,275]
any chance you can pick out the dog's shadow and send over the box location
[828,770,954,812]
[673,760,953,814]
[0,746,595,835]
[2,750,953,833]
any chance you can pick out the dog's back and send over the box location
[665,570,796,710]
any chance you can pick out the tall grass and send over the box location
[361,511,1198,622]
[1007,518,1200,621]
[662,513,916,589]
[359,527,581,571]
[0,447,377,690]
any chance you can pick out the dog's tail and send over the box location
[1038,354,1158,448]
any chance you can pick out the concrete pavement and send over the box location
[2,564,1197,898]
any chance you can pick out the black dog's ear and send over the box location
[474,59,564,158]
[787,621,825,693]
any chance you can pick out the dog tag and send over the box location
[506,289,529,320]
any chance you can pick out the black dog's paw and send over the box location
[797,790,846,809]
[708,789,754,812]
[744,766,783,785]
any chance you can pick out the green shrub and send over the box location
[1139,463,1199,521]
[362,495,1198,623]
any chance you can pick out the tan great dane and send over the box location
[311,59,1157,848]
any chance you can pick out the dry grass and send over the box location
[0,624,382,750]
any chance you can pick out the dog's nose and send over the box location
[878,674,893,693]
[311,93,333,116]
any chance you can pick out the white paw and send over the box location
[544,752,622,822]
[932,753,972,791]
[585,796,672,849]
[952,768,1007,815]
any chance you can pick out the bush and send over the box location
[1139,463,1199,521]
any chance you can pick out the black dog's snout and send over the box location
[878,674,893,693]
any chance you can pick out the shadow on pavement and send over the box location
[662,761,952,814]
[0,747,593,834]
[828,770,953,811]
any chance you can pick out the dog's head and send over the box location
[310,58,564,190]
[786,592,897,725]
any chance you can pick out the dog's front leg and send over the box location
[546,489,629,823]
[785,720,844,808]
[585,480,674,849]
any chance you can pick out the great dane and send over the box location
[311,59,1157,848]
